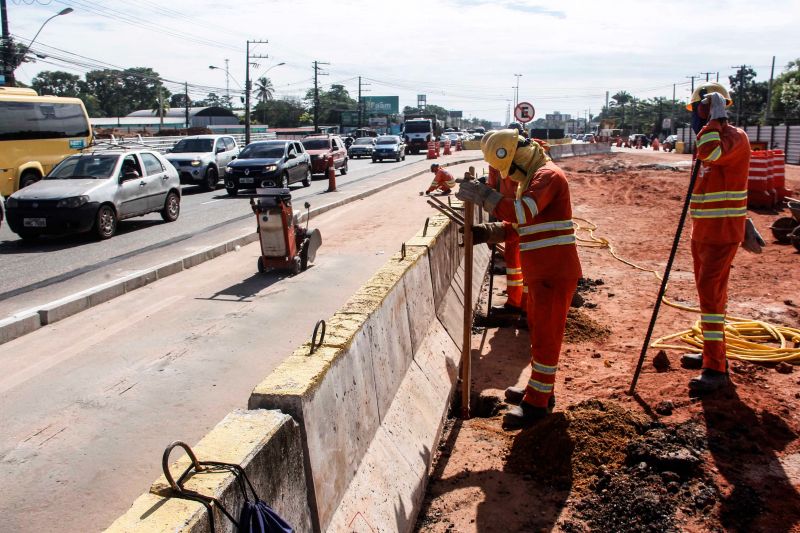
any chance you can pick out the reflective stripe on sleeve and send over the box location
[522,197,539,217]
[701,313,725,324]
[517,219,574,236]
[696,131,721,146]
[514,200,526,224]
[703,146,722,162]
[519,234,577,251]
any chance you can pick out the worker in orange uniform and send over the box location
[486,165,525,314]
[423,163,456,195]
[679,82,765,393]
[457,130,581,428]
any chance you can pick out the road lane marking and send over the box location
[201,199,222,205]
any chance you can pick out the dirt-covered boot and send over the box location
[688,369,731,393]
[504,387,555,411]
[502,401,549,430]
[680,353,703,369]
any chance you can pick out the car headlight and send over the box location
[190,160,202,167]
[57,195,90,208]
[6,196,18,208]
[264,165,277,172]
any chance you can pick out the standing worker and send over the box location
[423,163,456,195]
[486,164,525,315]
[457,130,582,428]
[679,82,765,393]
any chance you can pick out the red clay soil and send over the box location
[415,151,800,533]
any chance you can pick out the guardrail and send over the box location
[105,133,278,154]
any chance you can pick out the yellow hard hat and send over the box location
[686,82,733,111]
[481,129,522,177]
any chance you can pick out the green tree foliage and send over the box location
[31,70,81,96]
[254,77,274,104]
[253,98,309,127]
[598,91,691,135]
[770,58,800,124]
[728,66,768,126]
[304,84,357,124]
[80,67,169,117]
[170,93,190,108]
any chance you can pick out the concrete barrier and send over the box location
[105,409,313,533]
[249,206,490,531]
[549,142,611,161]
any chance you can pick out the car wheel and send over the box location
[301,168,311,187]
[340,159,348,175]
[281,172,289,189]
[161,191,180,222]
[226,186,238,196]
[372,157,377,163]
[203,167,218,191]
[19,170,41,189]
[257,257,266,274]
[396,154,401,162]
[94,204,117,240]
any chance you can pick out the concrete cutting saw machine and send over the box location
[250,188,322,275]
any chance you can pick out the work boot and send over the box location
[688,369,731,393]
[504,387,556,411]
[502,401,549,430]
[490,303,526,318]
[680,353,703,369]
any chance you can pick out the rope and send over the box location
[572,217,800,363]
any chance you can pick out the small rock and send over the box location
[571,292,585,308]
[607,293,615,298]
[655,400,674,416]
[795,392,800,399]
[594,279,605,286]
[661,471,680,483]
[776,362,794,374]
[652,350,671,372]
[592,352,602,358]
[565,376,573,382]
[667,481,681,493]
[604,360,612,367]
[785,299,796,307]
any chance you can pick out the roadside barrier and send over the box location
[548,142,612,160]
[326,159,337,192]
[443,139,452,155]
[426,141,438,159]
[747,150,776,209]
[771,149,790,201]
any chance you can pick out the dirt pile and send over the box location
[504,400,648,490]
[565,308,611,342]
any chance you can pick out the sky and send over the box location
[6,0,800,123]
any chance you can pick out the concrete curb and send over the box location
[0,156,481,346]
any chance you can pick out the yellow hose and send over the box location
[572,217,800,363]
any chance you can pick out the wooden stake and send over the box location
[461,168,476,419]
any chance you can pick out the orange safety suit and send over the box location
[690,119,750,372]
[487,166,524,308]
[492,161,582,408]
[426,168,456,194]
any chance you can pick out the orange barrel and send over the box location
[765,150,778,207]
[747,151,772,208]
[771,149,788,201]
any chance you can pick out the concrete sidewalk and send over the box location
[0,160,487,533]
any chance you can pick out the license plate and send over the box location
[240,177,254,184]
[24,218,46,228]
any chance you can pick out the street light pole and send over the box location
[513,73,522,108]
[2,4,72,87]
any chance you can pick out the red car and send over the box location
[301,135,349,175]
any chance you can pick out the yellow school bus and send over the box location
[0,87,93,197]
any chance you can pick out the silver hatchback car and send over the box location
[5,148,181,240]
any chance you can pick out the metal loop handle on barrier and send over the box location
[310,320,326,354]
[423,217,430,237]
[400,242,406,260]
[162,441,204,492]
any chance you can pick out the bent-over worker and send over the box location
[425,163,456,195]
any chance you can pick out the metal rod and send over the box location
[629,159,702,395]
[428,195,465,219]
[426,199,464,225]
[461,201,474,419]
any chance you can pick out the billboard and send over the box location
[362,96,399,115]
[341,111,359,126]
[448,110,463,118]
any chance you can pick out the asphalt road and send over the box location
[0,153,427,307]
[0,161,486,532]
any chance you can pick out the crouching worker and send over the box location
[456,129,582,429]
[424,163,456,195]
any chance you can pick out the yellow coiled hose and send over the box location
[572,217,800,363]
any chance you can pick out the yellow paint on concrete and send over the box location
[105,492,204,533]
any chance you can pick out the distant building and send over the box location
[544,111,572,129]
[127,106,239,128]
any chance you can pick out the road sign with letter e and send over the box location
[514,102,535,123]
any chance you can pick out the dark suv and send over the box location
[301,135,348,175]
[224,140,311,195]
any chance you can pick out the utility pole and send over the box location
[671,83,676,134]
[731,64,749,127]
[245,39,269,145]
[313,60,329,133]
[765,55,775,125]
[224,58,231,109]
[1,0,12,86]
[700,71,715,82]
[158,86,164,128]
[513,73,522,108]
[184,81,190,130]
[505,101,510,125]
[357,76,370,129]
[686,75,698,93]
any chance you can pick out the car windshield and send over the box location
[354,138,373,145]
[171,138,214,153]
[377,137,398,145]
[404,121,431,133]
[302,139,331,150]
[46,154,119,179]
[238,143,285,159]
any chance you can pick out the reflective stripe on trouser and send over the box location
[504,233,523,308]
[523,277,578,408]
[691,240,739,373]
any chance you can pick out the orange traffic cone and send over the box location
[444,139,451,155]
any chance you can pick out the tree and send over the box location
[151,86,170,124]
[253,98,309,127]
[770,58,800,124]
[728,66,768,126]
[304,84,357,125]
[82,69,127,117]
[170,93,190,108]
[31,70,81,96]
[202,92,224,107]
[254,77,274,104]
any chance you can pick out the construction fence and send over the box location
[677,125,800,164]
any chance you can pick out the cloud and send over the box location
[504,2,566,17]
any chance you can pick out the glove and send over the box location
[705,92,728,120]
[460,222,506,245]
[742,218,766,254]
[455,179,502,213]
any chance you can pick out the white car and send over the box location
[165,134,239,191]
[5,148,181,240]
